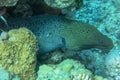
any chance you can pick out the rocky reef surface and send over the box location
[69,0,120,80]
[0,0,120,80]
[0,68,20,80]
[37,59,106,80]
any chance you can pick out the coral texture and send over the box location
[0,0,18,6]
[44,0,83,15]
[66,0,120,80]
[78,50,106,76]
[105,50,120,80]
[44,0,75,8]
[37,59,93,80]
[0,27,38,80]
[37,59,106,80]
[0,68,20,80]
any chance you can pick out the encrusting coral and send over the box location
[37,59,93,80]
[44,0,75,8]
[0,68,20,80]
[0,27,38,80]
[37,59,106,80]
[44,0,83,14]
[105,50,120,80]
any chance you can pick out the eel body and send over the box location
[1,14,114,54]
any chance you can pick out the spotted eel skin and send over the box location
[0,14,114,54]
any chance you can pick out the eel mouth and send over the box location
[95,42,114,53]
[81,43,114,53]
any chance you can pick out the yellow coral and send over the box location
[0,27,38,80]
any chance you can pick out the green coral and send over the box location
[37,59,93,80]
[37,59,107,80]
[0,27,38,80]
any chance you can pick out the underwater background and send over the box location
[0,0,120,80]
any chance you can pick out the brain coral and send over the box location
[0,27,38,80]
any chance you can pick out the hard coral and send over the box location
[0,27,38,80]
[105,50,120,80]
[0,68,20,80]
[44,0,83,11]
[44,0,75,8]
[37,55,107,80]
[37,59,93,80]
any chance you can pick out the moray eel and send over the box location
[1,14,114,54]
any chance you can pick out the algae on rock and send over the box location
[0,27,38,80]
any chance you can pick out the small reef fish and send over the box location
[1,14,114,54]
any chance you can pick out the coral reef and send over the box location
[105,50,120,80]
[0,0,18,6]
[7,0,61,18]
[78,49,106,76]
[37,59,107,80]
[65,0,115,25]
[5,0,83,18]
[44,0,75,8]
[69,0,120,80]
[37,59,93,80]
[99,8,120,50]
[0,0,119,80]
[0,27,38,80]
[13,4,33,17]
[44,0,83,18]
[113,0,120,9]
[90,1,120,79]
[0,68,20,80]
[44,0,83,11]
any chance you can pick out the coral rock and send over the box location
[44,0,83,11]
[37,59,93,80]
[44,0,74,8]
[0,27,38,80]
[0,68,20,80]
